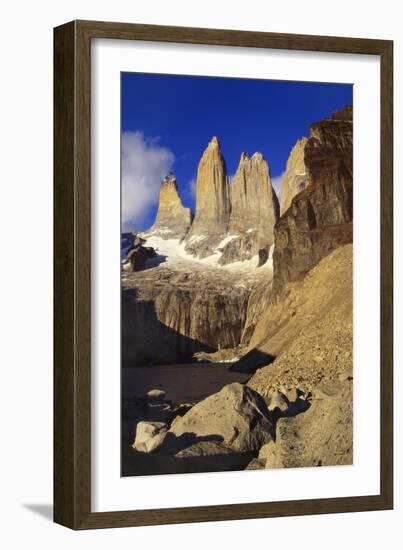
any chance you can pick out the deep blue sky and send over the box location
[122,72,352,230]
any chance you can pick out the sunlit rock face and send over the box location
[145,173,192,240]
[280,138,309,216]
[229,152,279,240]
[184,137,231,257]
[272,105,353,299]
[121,266,252,366]
[218,152,279,266]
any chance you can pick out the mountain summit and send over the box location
[229,151,279,241]
[184,137,230,257]
[146,173,192,239]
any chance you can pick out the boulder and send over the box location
[267,390,289,412]
[168,382,275,452]
[175,441,232,458]
[146,389,166,402]
[265,379,353,469]
[132,421,168,453]
[245,458,266,470]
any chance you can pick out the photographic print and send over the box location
[120,73,353,477]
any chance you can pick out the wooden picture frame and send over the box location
[54,20,393,529]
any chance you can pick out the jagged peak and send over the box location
[331,105,353,121]
[208,136,221,148]
[237,151,267,168]
[296,137,308,147]
[251,151,265,162]
[237,151,267,167]
[161,172,179,190]
[162,171,177,183]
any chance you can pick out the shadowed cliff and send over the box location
[122,289,217,366]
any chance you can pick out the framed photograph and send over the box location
[54,20,393,529]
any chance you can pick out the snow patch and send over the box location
[141,234,273,272]
[144,236,193,262]
[187,234,207,244]
[223,255,260,271]
[214,234,238,250]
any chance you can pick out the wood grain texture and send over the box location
[54,21,76,528]
[54,20,393,530]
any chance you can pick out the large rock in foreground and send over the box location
[257,378,353,468]
[168,383,274,452]
[132,421,168,453]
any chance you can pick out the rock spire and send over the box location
[280,138,309,215]
[147,173,192,239]
[229,151,279,242]
[184,137,230,256]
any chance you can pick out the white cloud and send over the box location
[271,171,285,198]
[121,131,174,227]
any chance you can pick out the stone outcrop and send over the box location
[229,152,279,240]
[217,231,262,266]
[174,441,233,458]
[168,383,274,452]
[146,173,192,239]
[142,139,280,266]
[121,232,157,272]
[272,105,353,298]
[185,137,230,257]
[217,152,279,265]
[279,138,309,215]
[255,378,353,468]
[121,265,253,366]
[237,244,354,469]
[133,421,168,453]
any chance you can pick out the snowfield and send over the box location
[144,235,273,272]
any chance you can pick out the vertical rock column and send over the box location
[218,152,279,266]
[229,151,279,242]
[185,137,230,256]
[279,138,309,215]
[147,173,192,239]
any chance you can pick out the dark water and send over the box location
[122,362,250,404]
